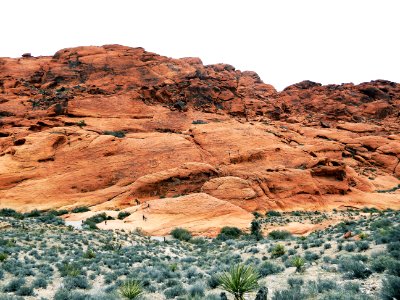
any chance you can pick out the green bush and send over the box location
[266,211,282,217]
[272,287,304,300]
[217,227,243,240]
[83,249,96,259]
[269,230,291,240]
[171,228,192,242]
[0,252,8,262]
[251,220,263,240]
[287,277,304,288]
[0,208,23,218]
[370,255,393,273]
[103,130,126,138]
[72,206,90,213]
[16,285,34,296]
[63,275,90,290]
[258,261,284,276]
[338,258,371,279]
[381,275,400,300]
[118,211,131,220]
[3,277,26,292]
[387,260,400,276]
[164,284,186,298]
[271,244,286,258]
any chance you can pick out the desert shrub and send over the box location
[164,283,186,298]
[250,220,263,240]
[207,274,220,289]
[269,230,291,240]
[370,255,393,273]
[338,258,371,279]
[53,289,86,300]
[188,283,205,297]
[0,252,8,262]
[304,251,319,262]
[190,237,206,245]
[272,287,304,300]
[83,249,96,259]
[291,256,306,272]
[258,261,284,276]
[387,241,400,259]
[32,277,48,289]
[0,208,23,218]
[72,206,90,213]
[287,277,304,288]
[3,278,26,292]
[171,228,192,242]
[85,213,109,224]
[252,211,263,219]
[119,279,143,299]
[271,244,286,258]
[24,209,42,217]
[371,218,391,230]
[103,130,126,138]
[217,227,242,240]
[58,262,81,277]
[218,264,259,300]
[186,266,200,280]
[118,211,131,220]
[381,275,400,300]
[266,211,281,217]
[344,243,356,252]
[15,285,34,296]
[343,282,360,293]
[63,275,90,289]
[324,243,331,249]
[356,241,369,251]
[51,209,69,216]
[316,279,337,293]
[387,260,400,276]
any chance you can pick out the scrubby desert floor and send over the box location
[0,208,399,300]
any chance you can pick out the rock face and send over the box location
[0,45,399,235]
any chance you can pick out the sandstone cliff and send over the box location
[0,45,399,235]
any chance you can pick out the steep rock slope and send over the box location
[0,45,399,235]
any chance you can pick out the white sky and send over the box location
[1,0,399,90]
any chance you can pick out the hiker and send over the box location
[105,220,107,225]
[142,215,147,221]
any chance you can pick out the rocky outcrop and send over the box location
[0,45,399,235]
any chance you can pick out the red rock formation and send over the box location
[0,45,399,235]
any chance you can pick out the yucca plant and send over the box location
[292,256,306,273]
[218,264,259,300]
[119,279,143,299]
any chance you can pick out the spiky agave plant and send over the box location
[218,264,259,300]
[119,279,143,299]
